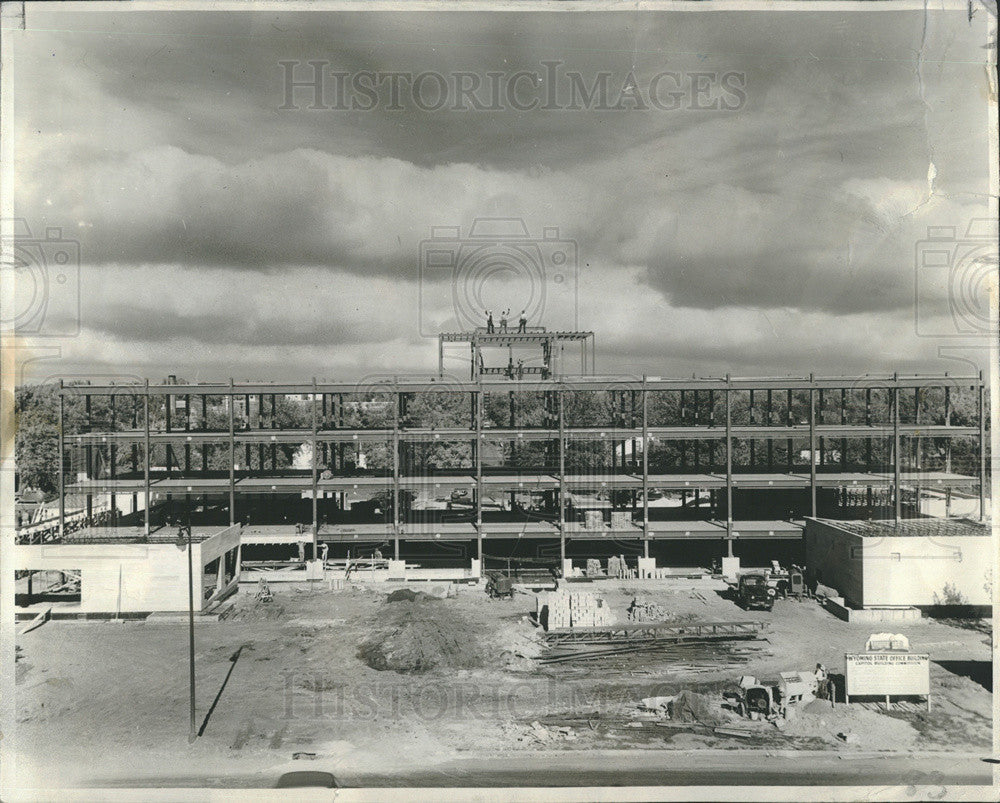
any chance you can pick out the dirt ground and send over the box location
[10,576,993,788]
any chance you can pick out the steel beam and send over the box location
[64,372,981,397]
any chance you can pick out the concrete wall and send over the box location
[804,519,865,607]
[13,526,242,614]
[805,519,992,608]
[862,535,992,607]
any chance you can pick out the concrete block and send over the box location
[721,556,741,582]
[638,557,656,579]
[469,559,481,579]
[305,559,324,580]
[562,559,573,578]
[387,560,407,580]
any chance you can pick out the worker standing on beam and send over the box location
[499,309,509,332]
[518,310,527,332]
[485,310,494,333]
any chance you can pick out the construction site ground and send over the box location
[11,576,993,789]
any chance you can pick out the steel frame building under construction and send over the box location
[29,328,989,569]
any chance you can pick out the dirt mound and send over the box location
[386,588,440,604]
[359,598,486,673]
[671,690,729,726]
[223,596,286,621]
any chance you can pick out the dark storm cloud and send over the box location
[10,4,994,378]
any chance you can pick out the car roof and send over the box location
[275,770,338,788]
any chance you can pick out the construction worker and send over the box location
[518,310,527,332]
[499,309,509,332]
[516,359,524,380]
[814,663,828,698]
[485,310,494,333]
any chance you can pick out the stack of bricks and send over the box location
[610,511,632,529]
[541,589,615,630]
[584,510,604,530]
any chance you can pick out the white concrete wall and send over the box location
[14,543,189,613]
[14,525,242,614]
[862,535,992,607]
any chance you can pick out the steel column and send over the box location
[57,382,65,538]
[392,384,400,560]
[311,379,319,552]
[228,380,235,526]
[725,376,733,557]
[475,386,483,561]
[809,377,816,518]
[979,373,986,520]
[558,389,566,566]
[642,380,649,558]
[893,374,901,522]
[143,380,151,537]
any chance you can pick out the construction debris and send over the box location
[626,598,667,622]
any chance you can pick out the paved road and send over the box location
[91,750,994,791]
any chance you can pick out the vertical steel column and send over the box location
[84,392,93,521]
[841,387,848,472]
[184,394,191,474]
[558,389,566,566]
[893,373,901,522]
[766,389,773,469]
[57,381,65,538]
[143,380,151,537]
[311,379,318,554]
[914,386,921,516]
[228,380,235,526]
[392,383,400,561]
[944,384,952,473]
[641,380,649,558]
[475,386,483,561]
[809,376,816,518]
[786,388,793,471]
[725,375,733,557]
[110,392,117,524]
[439,336,444,377]
[201,395,208,472]
[978,372,986,520]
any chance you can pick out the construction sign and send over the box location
[845,652,930,698]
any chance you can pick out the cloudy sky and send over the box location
[9,2,996,384]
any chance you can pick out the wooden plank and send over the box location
[18,606,52,636]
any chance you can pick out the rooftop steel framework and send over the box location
[49,369,988,563]
[439,326,596,378]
